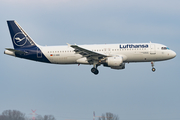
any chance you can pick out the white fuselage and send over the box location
[39,43,176,64]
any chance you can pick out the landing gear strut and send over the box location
[151,61,156,72]
[91,61,100,75]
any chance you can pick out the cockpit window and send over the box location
[161,47,170,50]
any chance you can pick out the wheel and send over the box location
[91,68,96,73]
[91,68,99,75]
[152,68,156,72]
[94,69,99,75]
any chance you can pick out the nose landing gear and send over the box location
[151,61,156,72]
[152,67,156,72]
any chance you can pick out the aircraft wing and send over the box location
[70,44,108,58]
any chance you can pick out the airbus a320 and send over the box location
[4,21,176,75]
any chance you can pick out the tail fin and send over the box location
[7,20,37,49]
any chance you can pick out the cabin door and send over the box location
[150,44,156,54]
[37,48,42,58]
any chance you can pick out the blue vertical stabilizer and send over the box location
[7,21,37,49]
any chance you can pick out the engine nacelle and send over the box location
[106,56,123,67]
[111,63,125,69]
[103,56,125,70]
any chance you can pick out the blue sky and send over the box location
[0,0,179,120]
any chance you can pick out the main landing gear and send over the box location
[91,61,100,75]
[151,61,156,72]
[91,67,99,75]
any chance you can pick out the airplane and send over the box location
[4,20,176,75]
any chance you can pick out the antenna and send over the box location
[93,111,112,120]
[93,111,95,120]
[30,109,38,120]
[93,111,106,120]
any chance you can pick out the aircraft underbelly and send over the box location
[49,56,78,64]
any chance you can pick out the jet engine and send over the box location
[107,56,123,66]
[110,63,125,69]
[103,56,125,69]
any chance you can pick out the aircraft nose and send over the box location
[171,50,176,58]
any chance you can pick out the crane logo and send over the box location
[13,32,27,46]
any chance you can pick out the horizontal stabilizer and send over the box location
[5,48,26,54]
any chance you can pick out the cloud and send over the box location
[1,0,70,4]
[0,0,180,15]
[2,0,180,14]
[0,0,91,7]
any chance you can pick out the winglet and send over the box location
[67,43,71,47]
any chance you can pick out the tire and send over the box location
[91,68,99,75]
[152,68,156,72]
